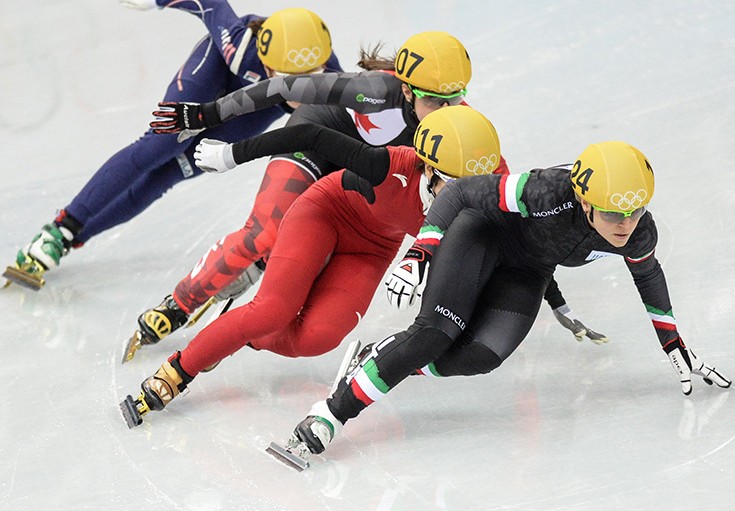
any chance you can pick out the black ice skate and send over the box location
[120,354,193,428]
[122,295,189,364]
[266,401,342,471]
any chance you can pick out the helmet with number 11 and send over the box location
[571,141,655,219]
[412,105,501,179]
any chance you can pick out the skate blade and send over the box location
[331,339,362,394]
[121,331,143,365]
[120,395,145,429]
[185,296,217,328]
[3,265,45,290]
[265,442,310,471]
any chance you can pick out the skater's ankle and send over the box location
[169,351,196,384]
[54,209,83,245]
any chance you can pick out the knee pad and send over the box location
[433,341,502,377]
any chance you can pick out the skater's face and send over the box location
[402,84,463,121]
[580,199,643,247]
[423,165,449,196]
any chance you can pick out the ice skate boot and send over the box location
[122,295,189,364]
[3,214,80,290]
[266,401,342,471]
[119,352,193,428]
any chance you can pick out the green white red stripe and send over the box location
[498,173,530,217]
[417,362,441,377]
[646,305,677,331]
[416,225,444,250]
[350,359,389,406]
[626,248,655,264]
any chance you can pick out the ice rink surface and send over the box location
[2,1,734,509]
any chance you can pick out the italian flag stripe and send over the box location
[351,379,373,406]
[646,305,676,329]
[652,320,677,331]
[352,360,389,404]
[626,249,655,263]
[417,225,444,248]
[498,173,530,216]
[417,362,442,378]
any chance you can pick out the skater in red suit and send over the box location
[128,31,607,361]
[119,105,506,428]
[127,31,488,351]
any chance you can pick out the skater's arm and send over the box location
[151,72,388,135]
[160,1,261,77]
[194,124,390,183]
[232,124,390,184]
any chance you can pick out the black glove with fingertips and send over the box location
[150,101,221,139]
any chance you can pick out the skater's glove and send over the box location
[552,304,609,345]
[385,247,430,310]
[194,139,237,173]
[150,101,221,141]
[665,338,731,395]
[120,0,160,10]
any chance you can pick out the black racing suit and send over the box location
[329,165,680,423]
[207,71,421,179]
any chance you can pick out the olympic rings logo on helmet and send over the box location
[438,82,467,94]
[466,155,498,175]
[610,189,648,210]
[287,47,323,68]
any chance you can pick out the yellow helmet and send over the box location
[395,31,472,95]
[257,8,332,74]
[413,105,501,178]
[571,141,654,212]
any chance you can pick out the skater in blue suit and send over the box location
[4,0,341,290]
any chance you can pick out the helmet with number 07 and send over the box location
[571,141,655,212]
[413,105,501,178]
[395,31,472,95]
[257,8,332,74]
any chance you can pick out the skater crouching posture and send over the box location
[273,141,731,468]
[4,0,342,290]
[124,31,485,359]
[126,31,605,361]
[119,105,507,428]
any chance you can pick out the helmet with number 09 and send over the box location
[257,8,332,74]
[413,105,501,178]
[395,31,472,95]
[571,141,655,212]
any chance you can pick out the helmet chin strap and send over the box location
[418,173,435,214]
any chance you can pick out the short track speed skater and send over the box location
[265,340,362,470]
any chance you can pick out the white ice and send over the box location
[1,1,734,510]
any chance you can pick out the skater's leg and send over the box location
[173,158,315,313]
[176,197,337,375]
[325,210,502,422]
[130,144,310,345]
[429,266,549,376]
[250,248,398,357]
